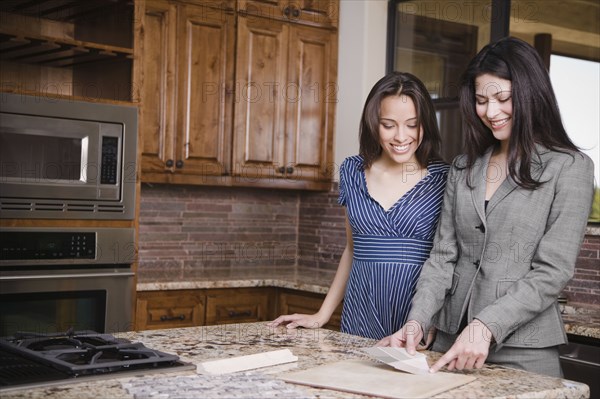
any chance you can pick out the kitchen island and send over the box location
[2,322,589,399]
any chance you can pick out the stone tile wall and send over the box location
[563,234,600,307]
[298,183,346,271]
[138,184,299,280]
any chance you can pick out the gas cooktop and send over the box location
[0,329,195,392]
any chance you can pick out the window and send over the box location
[388,0,600,170]
[387,0,494,162]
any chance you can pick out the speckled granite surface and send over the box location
[561,304,600,339]
[138,267,600,339]
[1,323,590,399]
[136,267,335,295]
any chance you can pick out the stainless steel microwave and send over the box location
[0,93,137,220]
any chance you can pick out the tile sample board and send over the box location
[281,360,476,399]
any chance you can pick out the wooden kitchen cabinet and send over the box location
[136,287,276,330]
[232,13,337,185]
[138,0,235,181]
[205,287,276,325]
[278,289,342,330]
[0,0,135,102]
[137,0,338,189]
[136,290,206,330]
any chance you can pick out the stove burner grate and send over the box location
[0,330,183,376]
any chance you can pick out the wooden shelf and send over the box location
[0,0,135,102]
[0,32,132,68]
[0,0,132,23]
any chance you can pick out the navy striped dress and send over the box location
[338,155,449,339]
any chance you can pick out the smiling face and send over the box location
[378,94,423,167]
[475,74,513,143]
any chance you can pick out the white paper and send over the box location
[197,349,298,375]
[362,347,430,375]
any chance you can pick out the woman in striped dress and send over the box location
[269,72,449,340]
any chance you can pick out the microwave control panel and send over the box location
[101,136,119,185]
[0,232,96,261]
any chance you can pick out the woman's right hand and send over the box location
[267,313,326,329]
[376,320,424,355]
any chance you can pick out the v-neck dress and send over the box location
[338,155,449,339]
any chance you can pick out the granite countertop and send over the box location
[1,322,589,399]
[137,267,336,295]
[561,304,600,339]
[137,267,600,340]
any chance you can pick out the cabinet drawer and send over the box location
[205,288,274,325]
[136,290,205,330]
[238,0,339,28]
[278,289,342,330]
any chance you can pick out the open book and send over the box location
[362,347,430,375]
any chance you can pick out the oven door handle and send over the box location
[0,271,135,280]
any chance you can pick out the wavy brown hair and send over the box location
[359,72,442,169]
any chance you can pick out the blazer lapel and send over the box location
[470,148,492,223]
[486,175,518,215]
[486,144,548,215]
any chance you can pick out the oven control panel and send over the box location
[0,232,95,260]
[0,227,135,265]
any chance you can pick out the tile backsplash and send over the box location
[138,184,599,307]
[138,184,301,280]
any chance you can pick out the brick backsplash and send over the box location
[138,183,599,307]
[138,184,300,280]
[298,183,346,271]
[562,234,600,307]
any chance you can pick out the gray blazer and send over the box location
[408,145,595,350]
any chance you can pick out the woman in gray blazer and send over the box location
[378,37,595,377]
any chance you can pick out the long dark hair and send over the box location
[359,71,442,169]
[459,36,578,189]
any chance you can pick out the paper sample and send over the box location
[362,347,430,375]
[197,349,298,375]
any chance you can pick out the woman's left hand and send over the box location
[429,319,493,372]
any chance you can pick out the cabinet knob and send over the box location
[277,166,285,174]
[286,166,294,174]
[283,6,300,18]
[166,159,174,168]
[176,160,184,168]
[160,314,185,322]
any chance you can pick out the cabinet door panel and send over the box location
[233,16,288,178]
[140,1,177,173]
[286,25,336,181]
[205,288,272,325]
[177,6,234,175]
[136,290,205,330]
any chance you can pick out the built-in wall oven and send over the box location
[0,227,135,337]
[0,92,138,337]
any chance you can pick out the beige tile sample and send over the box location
[198,349,298,375]
[281,359,476,399]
